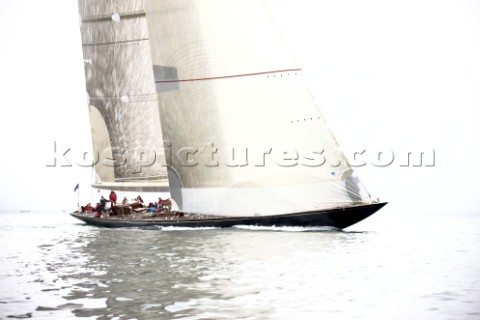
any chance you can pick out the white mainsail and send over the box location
[78,0,168,191]
[144,0,372,216]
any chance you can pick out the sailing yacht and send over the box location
[70,0,386,228]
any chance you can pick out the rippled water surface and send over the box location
[0,211,479,319]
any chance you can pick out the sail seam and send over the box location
[114,176,168,182]
[155,68,302,83]
[82,38,148,47]
[89,94,157,102]
[81,12,146,23]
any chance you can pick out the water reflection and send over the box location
[50,226,353,319]
[3,212,479,319]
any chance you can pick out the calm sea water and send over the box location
[0,211,479,320]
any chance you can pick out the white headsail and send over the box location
[144,0,372,216]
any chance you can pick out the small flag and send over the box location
[74,183,79,192]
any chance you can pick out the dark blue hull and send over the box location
[70,202,386,229]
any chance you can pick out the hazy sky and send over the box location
[0,0,479,215]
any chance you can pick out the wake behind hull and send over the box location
[70,202,386,229]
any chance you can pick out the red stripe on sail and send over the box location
[155,68,302,83]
